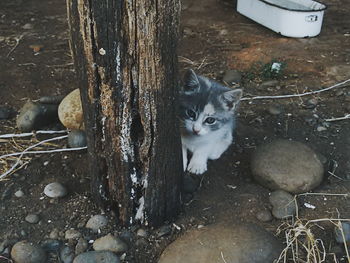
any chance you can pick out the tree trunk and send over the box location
[66,0,182,226]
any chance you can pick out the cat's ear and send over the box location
[183,69,200,93]
[220,89,243,111]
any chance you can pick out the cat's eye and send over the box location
[204,117,216,124]
[186,109,196,120]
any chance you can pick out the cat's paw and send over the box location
[187,159,207,174]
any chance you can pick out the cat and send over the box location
[179,69,243,174]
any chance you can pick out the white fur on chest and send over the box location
[181,125,233,174]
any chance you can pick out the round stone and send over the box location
[136,228,149,238]
[269,190,296,219]
[75,238,88,255]
[58,89,84,130]
[60,246,75,263]
[16,101,59,132]
[25,214,40,224]
[159,223,283,263]
[40,239,63,252]
[256,210,273,222]
[44,182,68,198]
[73,251,120,263]
[15,190,25,197]
[11,241,47,263]
[85,215,108,232]
[49,228,60,239]
[68,130,87,148]
[65,229,82,240]
[93,233,128,254]
[251,139,324,193]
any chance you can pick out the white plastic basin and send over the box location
[237,0,327,38]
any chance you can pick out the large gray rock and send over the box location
[16,101,58,132]
[11,241,47,263]
[73,251,120,263]
[251,139,324,193]
[158,223,283,263]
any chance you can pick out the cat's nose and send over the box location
[192,127,200,134]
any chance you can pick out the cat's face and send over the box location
[179,69,242,136]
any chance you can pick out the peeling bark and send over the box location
[67,0,182,226]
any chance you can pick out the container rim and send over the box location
[257,0,327,12]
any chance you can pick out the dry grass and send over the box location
[275,194,350,263]
[0,130,86,180]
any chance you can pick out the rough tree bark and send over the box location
[66,0,182,226]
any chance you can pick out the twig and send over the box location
[0,135,68,180]
[328,171,350,181]
[325,114,350,122]
[221,251,228,263]
[0,130,67,139]
[46,62,74,68]
[307,218,350,224]
[298,192,349,197]
[241,78,350,101]
[0,146,87,159]
[6,34,24,57]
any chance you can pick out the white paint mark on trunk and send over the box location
[135,196,145,222]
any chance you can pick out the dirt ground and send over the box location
[0,0,350,262]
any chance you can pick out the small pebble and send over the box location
[60,246,75,263]
[65,229,82,240]
[75,238,88,255]
[256,210,273,222]
[93,233,128,253]
[41,239,63,252]
[269,190,296,219]
[268,104,283,115]
[73,251,120,263]
[14,190,24,198]
[68,130,87,148]
[157,225,172,238]
[136,228,149,238]
[25,214,40,224]
[49,228,60,239]
[86,215,108,232]
[22,23,34,30]
[316,126,327,132]
[44,182,67,198]
[304,98,318,109]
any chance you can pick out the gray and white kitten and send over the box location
[179,69,243,174]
